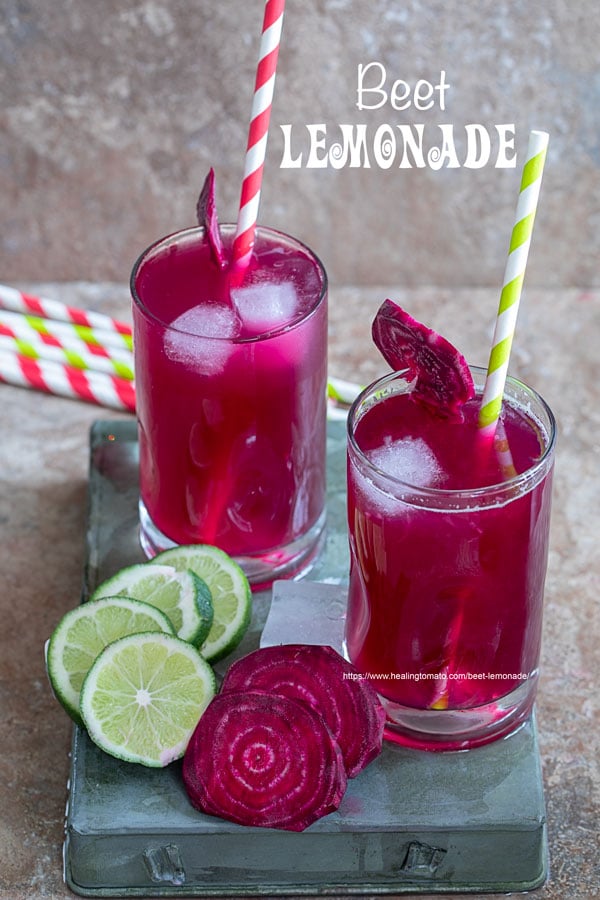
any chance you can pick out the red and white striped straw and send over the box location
[0,347,135,412]
[0,317,134,368]
[231,0,286,272]
[0,283,132,337]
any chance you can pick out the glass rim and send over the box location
[347,366,557,504]
[130,223,328,344]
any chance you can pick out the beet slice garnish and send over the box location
[196,168,227,270]
[220,644,386,778]
[372,299,474,420]
[182,690,347,831]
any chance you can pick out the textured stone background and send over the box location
[1,0,599,288]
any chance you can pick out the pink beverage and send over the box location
[345,367,555,750]
[131,225,328,588]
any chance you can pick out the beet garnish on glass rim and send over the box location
[372,299,474,420]
[196,168,227,270]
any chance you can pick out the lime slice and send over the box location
[46,596,175,725]
[79,632,217,767]
[90,563,213,647]
[151,546,251,663]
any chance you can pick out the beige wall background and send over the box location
[1,0,598,289]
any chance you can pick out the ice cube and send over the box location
[164,303,241,374]
[170,303,240,339]
[260,581,347,651]
[231,280,299,335]
[367,436,443,489]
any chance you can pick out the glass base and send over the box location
[138,500,327,591]
[379,676,538,752]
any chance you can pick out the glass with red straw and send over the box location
[130,0,329,588]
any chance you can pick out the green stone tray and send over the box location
[63,419,548,896]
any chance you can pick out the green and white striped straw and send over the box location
[0,333,134,380]
[478,129,549,443]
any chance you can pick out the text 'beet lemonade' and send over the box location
[131,222,328,589]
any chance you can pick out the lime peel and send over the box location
[46,596,175,725]
[90,562,213,647]
[151,545,252,662]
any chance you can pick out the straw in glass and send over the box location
[434,131,549,709]
[478,130,549,446]
[231,0,286,273]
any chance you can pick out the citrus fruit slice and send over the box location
[46,596,175,725]
[151,546,251,663]
[90,563,213,647]
[79,632,217,767]
[372,299,474,420]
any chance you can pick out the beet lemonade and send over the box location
[131,224,327,587]
[345,366,555,751]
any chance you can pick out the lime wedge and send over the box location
[79,632,217,767]
[151,546,251,663]
[46,596,175,725]
[90,563,213,647]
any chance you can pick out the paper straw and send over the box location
[0,347,135,412]
[0,308,132,354]
[478,130,549,443]
[231,0,286,272]
[0,314,133,365]
[0,292,363,420]
[0,332,134,380]
[1,338,356,421]
[494,419,517,479]
[327,376,362,421]
[0,283,132,336]
[0,324,133,370]
[327,376,362,405]
[437,135,548,708]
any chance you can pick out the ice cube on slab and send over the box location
[164,303,241,373]
[367,436,443,488]
[260,581,347,651]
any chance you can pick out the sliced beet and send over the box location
[220,644,386,778]
[196,168,227,270]
[372,299,474,420]
[182,690,347,831]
